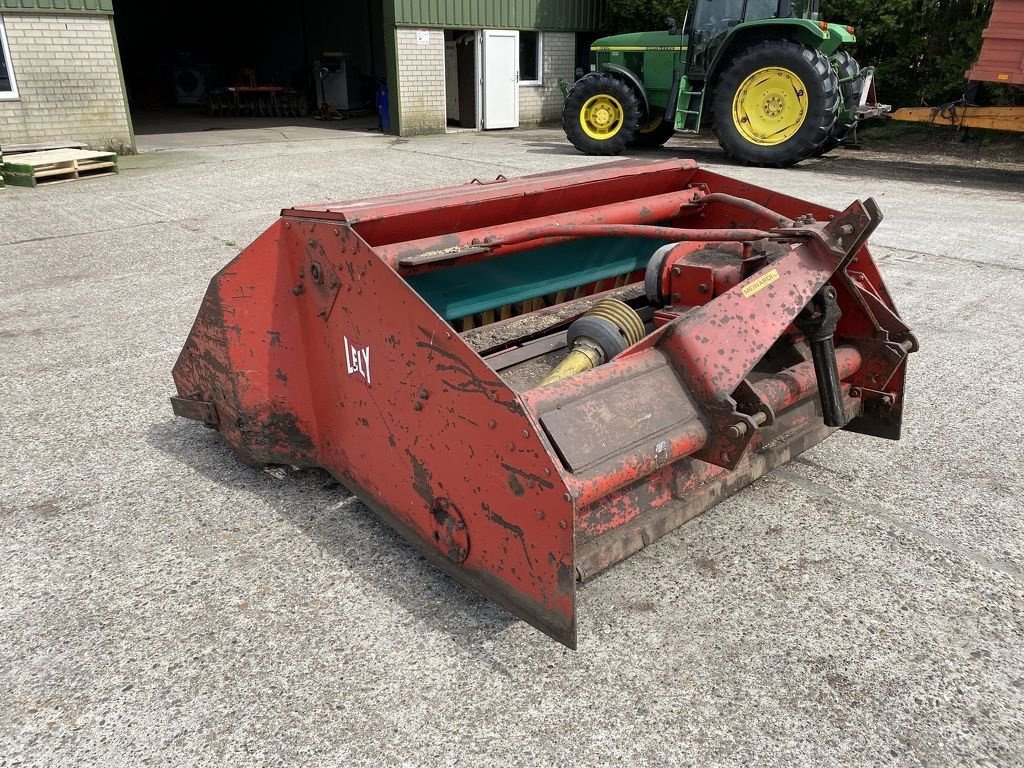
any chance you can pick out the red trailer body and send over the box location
[966,0,1024,85]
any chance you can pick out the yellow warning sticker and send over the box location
[741,269,780,297]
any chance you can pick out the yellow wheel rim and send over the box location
[580,94,624,140]
[731,67,808,146]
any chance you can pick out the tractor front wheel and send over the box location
[712,39,839,167]
[562,73,641,155]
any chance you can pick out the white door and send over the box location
[481,29,519,129]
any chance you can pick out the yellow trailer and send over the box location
[890,105,1024,133]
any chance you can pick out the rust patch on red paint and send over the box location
[483,503,533,570]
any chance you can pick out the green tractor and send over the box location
[562,0,882,167]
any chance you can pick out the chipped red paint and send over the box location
[174,218,578,644]
[172,159,915,648]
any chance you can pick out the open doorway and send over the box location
[112,0,386,136]
[444,30,477,129]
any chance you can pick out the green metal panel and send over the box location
[383,0,401,136]
[392,0,604,31]
[592,31,688,112]
[0,0,113,13]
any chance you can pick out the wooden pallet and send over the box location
[2,148,118,187]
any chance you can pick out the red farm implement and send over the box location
[171,158,916,648]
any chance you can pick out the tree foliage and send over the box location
[820,0,999,105]
[602,0,1010,106]
[603,0,692,34]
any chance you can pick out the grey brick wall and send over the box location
[395,27,446,137]
[519,32,575,127]
[0,13,131,150]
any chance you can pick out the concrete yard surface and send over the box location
[1,125,1023,767]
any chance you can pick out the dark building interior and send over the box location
[112,0,385,126]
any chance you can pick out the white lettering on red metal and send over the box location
[344,336,371,385]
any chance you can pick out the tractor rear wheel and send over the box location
[712,39,839,167]
[630,115,676,149]
[816,51,863,155]
[562,73,641,155]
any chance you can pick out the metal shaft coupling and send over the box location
[540,298,646,385]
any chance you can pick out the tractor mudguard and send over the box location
[704,18,829,80]
[171,159,916,648]
[826,22,857,47]
[599,63,651,120]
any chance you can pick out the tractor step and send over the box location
[676,86,705,132]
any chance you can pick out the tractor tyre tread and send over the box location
[712,39,839,167]
[630,117,677,149]
[562,73,641,156]
[817,50,863,155]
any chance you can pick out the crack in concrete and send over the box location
[0,219,175,248]
[388,142,540,173]
[872,243,1024,273]
[774,467,1024,583]
[0,217,239,250]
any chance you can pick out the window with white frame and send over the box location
[0,18,17,100]
[519,31,542,85]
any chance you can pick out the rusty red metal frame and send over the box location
[172,159,915,648]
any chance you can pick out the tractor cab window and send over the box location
[690,0,819,30]
[689,0,745,76]
[788,0,820,19]
[744,0,780,21]
[692,0,745,41]
[688,0,814,76]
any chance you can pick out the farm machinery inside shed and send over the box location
[112,0,384,126]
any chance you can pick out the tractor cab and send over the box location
[688,0,822,77]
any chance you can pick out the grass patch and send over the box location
[105,138,138,156]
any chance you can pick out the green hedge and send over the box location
[821,0,1002,106]
[602,0,691,35]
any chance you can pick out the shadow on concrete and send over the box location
[133,106,380,136]
[794,152,1024,193]
[518,136,739,165]
[521,138,1024,193]
[145,417,520,658]
[520,140,592,157]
